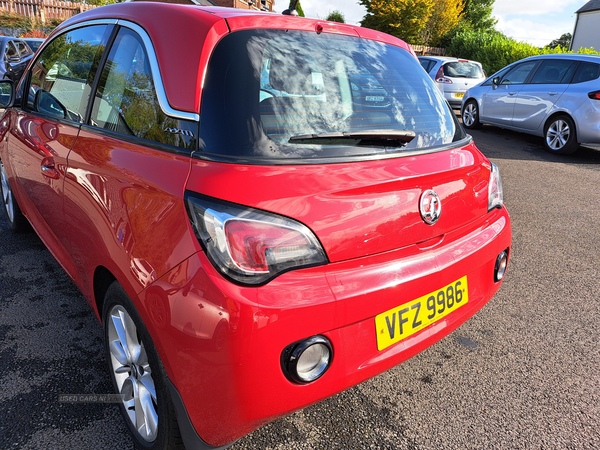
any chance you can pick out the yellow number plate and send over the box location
[455,92,465,98]
[375,276,468,351]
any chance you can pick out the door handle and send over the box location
[509,91,517,96]
[41,164,59,179]
[548,91,558,96]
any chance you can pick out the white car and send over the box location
[419,56,486,108]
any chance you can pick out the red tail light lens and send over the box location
[435,65,452,84]
[588,90,600,100]
[185,193,328,285]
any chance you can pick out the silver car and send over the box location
[461,54,600,154]
[419,56,486,108]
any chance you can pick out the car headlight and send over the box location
[488,162,503,211]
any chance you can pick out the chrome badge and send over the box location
[420,190,441,225]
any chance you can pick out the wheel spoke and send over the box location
[138,380,159,440]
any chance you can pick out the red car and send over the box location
[0,4,511,450]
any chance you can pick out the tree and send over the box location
[288,0,305,17]
[419,0,464,47]
[326,10,345,23]
[461,0,497,32]
[359,0,434,45]
[548,33,571,49]
[438,0,496,48]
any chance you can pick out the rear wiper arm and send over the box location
[288,130,416,147]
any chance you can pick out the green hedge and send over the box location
[447,30,600,75]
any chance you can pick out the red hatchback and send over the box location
[0,4,511,450]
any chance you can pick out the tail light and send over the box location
[588,91,600,100]
[435,65,452,84]
[185,192,328,285]
[488,162,503,211]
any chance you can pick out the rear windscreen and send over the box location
[199,29,465,161]
[443,62,484,79]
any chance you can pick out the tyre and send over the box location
[103,282,184,450]
[544,115,579,155]
[0,159,28,232]
[462,100,482,130]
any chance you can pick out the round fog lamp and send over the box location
[284,336,333,384]
[494,250,508,282]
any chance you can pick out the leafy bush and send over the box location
[447,30,600,75]
[20,29,48,38]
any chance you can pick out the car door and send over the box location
[511,59,577,131]
[64,25,197,298]
[5,24,113,280]
[480,60,539,126]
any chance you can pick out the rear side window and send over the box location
[27,25,111,122]
[443,61,483,79]
[200,29,465,162]
[89,27,196,149]
[419,58,435,72]
[5,41,17,59]
[15,40,30,57]
[572,62,600,83]
[530,59,576,84]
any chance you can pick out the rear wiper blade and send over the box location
[288,130,416,147]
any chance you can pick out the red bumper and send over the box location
[138,207,511,446]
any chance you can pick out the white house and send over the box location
[571,0,600,51]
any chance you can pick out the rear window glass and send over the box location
[199,29,465,162]
[572,62,600,83]
[443,62,483,79]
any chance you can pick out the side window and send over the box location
[27,24,111,122]
[572,62,600,84]
[500,61,538,85]
[419,59,433,72]
[530,60,576,84]
[89,27,195,149]
[5,41,18,60]
[15,40,30,57]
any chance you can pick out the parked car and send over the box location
[0,4,511,450]
[0,36,34,82]
[462,54,600,154]
[22,37,45,53]
[418,56,486,108]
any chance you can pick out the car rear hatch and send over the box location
[443,61,485,93]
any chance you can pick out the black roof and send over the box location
[577,0,600,13]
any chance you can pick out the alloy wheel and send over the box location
[463,103,476,127]
[1,161,15,223]
[546,119,570,151]
[107,305,159,442]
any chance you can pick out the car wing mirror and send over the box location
[34,89,67,119]
[492,77,500,86]
[0,79,15,108]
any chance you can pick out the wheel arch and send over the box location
[93,266,117,323]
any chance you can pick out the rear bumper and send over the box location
[139,207,511,447]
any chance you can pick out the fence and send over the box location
[0,0,96,23]
[411,45,446,57]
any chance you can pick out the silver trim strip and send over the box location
[116,19,200,122]
[50,18,199,122]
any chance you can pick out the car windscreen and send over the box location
[443,62,483,79]
[199,29,465,162]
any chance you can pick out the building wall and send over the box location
[572,11,600,51]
